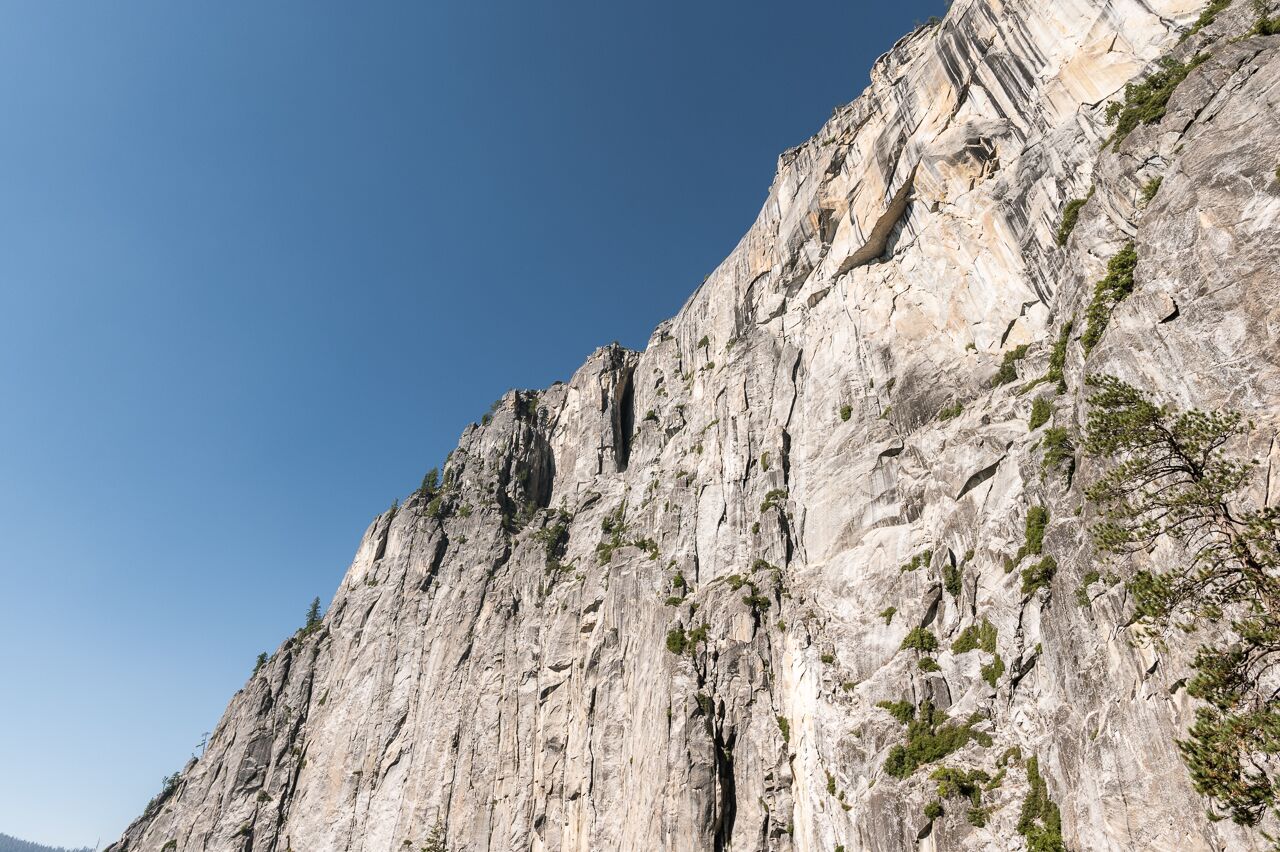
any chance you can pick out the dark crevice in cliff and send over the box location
[612,364,636,472]
[420,533,448,592]
[956,456,1004,500]
[373,513,392,562]
[711,718,738,852]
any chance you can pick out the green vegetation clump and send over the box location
[1075,570,1102,607]
[423,493,447,519]
[421,820,450,852]
[1015,506,1050,562]
[697,335,710,349]
[1029,397,1052,430]
[879,606,897,625]
[532,511,572,571]
[1055,189,1092,246]
[1106,55,1207,145]
[943,562,963,598]
[632,537,660,560]
[760,451,771,472]
[760,488,788,514]
[1182,0,1232,39]
[1081,242,1138,353]
[840,404,853,421]
[901,548,934,573]
[901,627,939,653]
[876,699,916,726]
[992,344,1030,387]
[946,622,1005,685]
[752,557,780,575]
[1045,319,1073,393]
[418,467,440,498]
[918,657,942,672]
[1140,176,1163,204]
[593,506,658,565]
[924,800,944,820]
[595,503,628,564]
[932,765,991,806]
[776,715,790,744]
[881,700,993,779]
[1041,427,1076,482]
[1084,374,1280,824]
[665,624,707,656]
[1253,0,1280,34]
[952,619,998,655]
[981,654,1006,687]
[253,652,268,675]
[1021,555,1058,596]
[142,772,182,819]
[741,588,772,612]
[938,400,964,421]
[1018,756,1066,852]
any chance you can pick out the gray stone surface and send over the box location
[108,1,1280,849]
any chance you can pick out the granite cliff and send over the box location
[109,0,1280,849]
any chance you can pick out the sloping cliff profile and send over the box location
[108,0,1280,849]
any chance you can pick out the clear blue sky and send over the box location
[0,1,944,846]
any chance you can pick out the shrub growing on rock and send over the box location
[1018,757,1065,852]
[1081,242,1138,353]
[881,700,993,779]
[991,344,1030,387]
[901,627,939,653]
[1106,55,1207,145]
[1055,190,1092,246]
[1029,397,1052,430]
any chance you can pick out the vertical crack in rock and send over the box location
[612,363,636,472]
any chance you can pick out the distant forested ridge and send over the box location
[0,834,93,852]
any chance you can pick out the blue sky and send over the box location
[0,1,945,845]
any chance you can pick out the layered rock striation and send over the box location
[110,0,1280,849]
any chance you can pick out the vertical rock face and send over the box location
[111,1,1280,850]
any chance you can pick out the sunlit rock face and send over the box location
[109,1,1280,850]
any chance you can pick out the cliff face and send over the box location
[110,1,1280,850]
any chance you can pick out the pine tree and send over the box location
[1084,374,1280,825]
[305,597,322,631]
[421,821,448,852]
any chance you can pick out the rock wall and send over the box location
[109,0,1280,849]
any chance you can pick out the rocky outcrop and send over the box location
[109,0,1280,849]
